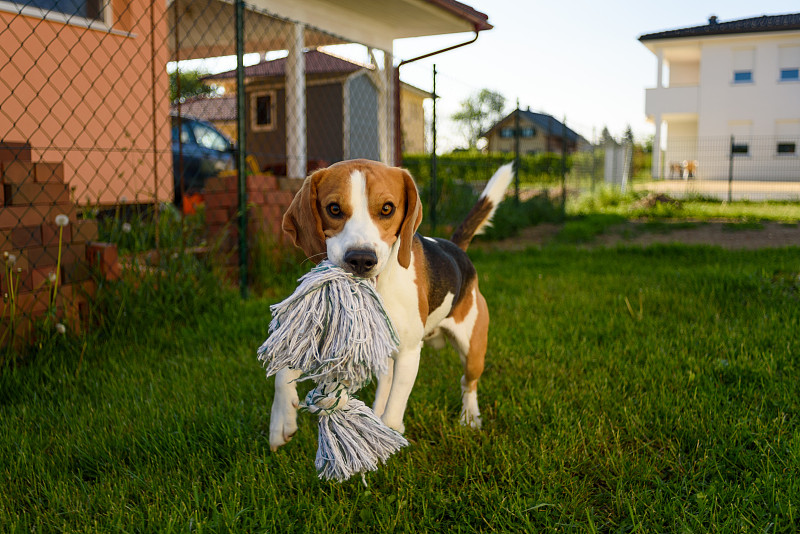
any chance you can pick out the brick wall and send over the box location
[1,145,99,345]
[203,173,298,261]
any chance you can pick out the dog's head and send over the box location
[282,159,422,278]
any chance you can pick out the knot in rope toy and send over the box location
[258,261,408,481]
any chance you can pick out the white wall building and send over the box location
[640,13,800,180]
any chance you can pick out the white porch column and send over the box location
[286,22,306,178]
[656,48,664,88]
[384,52,395,165]
[652,114,662,179]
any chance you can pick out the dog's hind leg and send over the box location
[269,367,302,451]
[442,288,488,429]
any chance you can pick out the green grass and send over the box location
[2,245,800,532]
[571,188,800,223]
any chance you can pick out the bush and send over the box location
[403,151,573,187]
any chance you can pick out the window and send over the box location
[775,120,800,156]
[521,127,535,138]
[10,0,104,22]
[732,49,754,84]
[499,128,514,138]
[192,123,230,152]
[731,143,749,155]
[251,90,276,132]
[779,46,800,82]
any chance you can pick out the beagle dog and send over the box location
[270,159,514,450]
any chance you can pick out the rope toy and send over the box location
[257,260,408,481]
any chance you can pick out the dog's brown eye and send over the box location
[380,202,395,217]
[327,203,342,217]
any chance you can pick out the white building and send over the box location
[640,13,800,180]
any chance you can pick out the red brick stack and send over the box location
[1,143,99,344]
[203,172,297,260]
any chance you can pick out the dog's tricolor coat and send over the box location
[270,159,514,450]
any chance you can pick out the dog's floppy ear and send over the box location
[396,167,423,269]
[282,168,327,263]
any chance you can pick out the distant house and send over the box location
[181,50,431,172]
[640,13,800,179]
[482,109,589,155]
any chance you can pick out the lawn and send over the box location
[2,244,799,532]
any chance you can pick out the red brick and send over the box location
[269,190,295,207]
[61,261,92,283]
[11,226,42,248]
[246,174,278,193]
[5,183,70,205]
[31,266,57,291]
[26,243,86,268]
[72,219,98,243]
[247,191,265,205]
[0,230,11,251]
[2,268,32,294]
[34,162,64,183]
[86,242,120,281]
[204,191,237,209]
[9,291,49,316]
[206,207,232,225]
[41,223,72,247]
[0,142,32,164]
[2,161,34,184]
[0,207,43,229]
[203,175,237,192]
[3,250,29,271]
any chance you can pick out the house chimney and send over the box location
[708,15,718,25]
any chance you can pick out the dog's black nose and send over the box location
[343,249,378,276]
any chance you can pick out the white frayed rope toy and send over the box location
[257,260,408,481]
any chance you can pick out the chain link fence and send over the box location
[1,0,403,347]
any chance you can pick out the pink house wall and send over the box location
[0,0,172,205]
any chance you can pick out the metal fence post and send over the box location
[728,135,735,203]
[561,116,567,217]
[514,99,520,202]
[430,64,438,235]
[235,0,248,298]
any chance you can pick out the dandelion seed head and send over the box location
[55,214,70,227]
[48,271,57,284]
[6,254,17,266]
[55,323,66,334]
[121,222,132,233]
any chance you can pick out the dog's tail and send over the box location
[451,162,515,250]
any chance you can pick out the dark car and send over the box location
[171,114,236,205]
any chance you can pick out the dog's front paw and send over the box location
[269,395,299,451]
[381,415,405,435]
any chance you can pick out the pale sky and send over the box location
[391,0,800,150]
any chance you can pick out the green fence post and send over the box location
[235,0,248,298]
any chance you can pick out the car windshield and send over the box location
[192,123,230,152]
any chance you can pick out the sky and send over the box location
[387,0,800,150]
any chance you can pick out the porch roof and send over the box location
[168,0,491,61]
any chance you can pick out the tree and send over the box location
[451,89,506,149]
[169,70,215,103]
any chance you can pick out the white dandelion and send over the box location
[55,214,70,227]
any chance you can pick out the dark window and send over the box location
[777,142,796,154]
[521,127,535,138]
[499,128,514,138]
[780,68,799,81]
[733,70,752,83]
[255,95,272,127]
[731,143,749,155]
[16,0,103,21]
